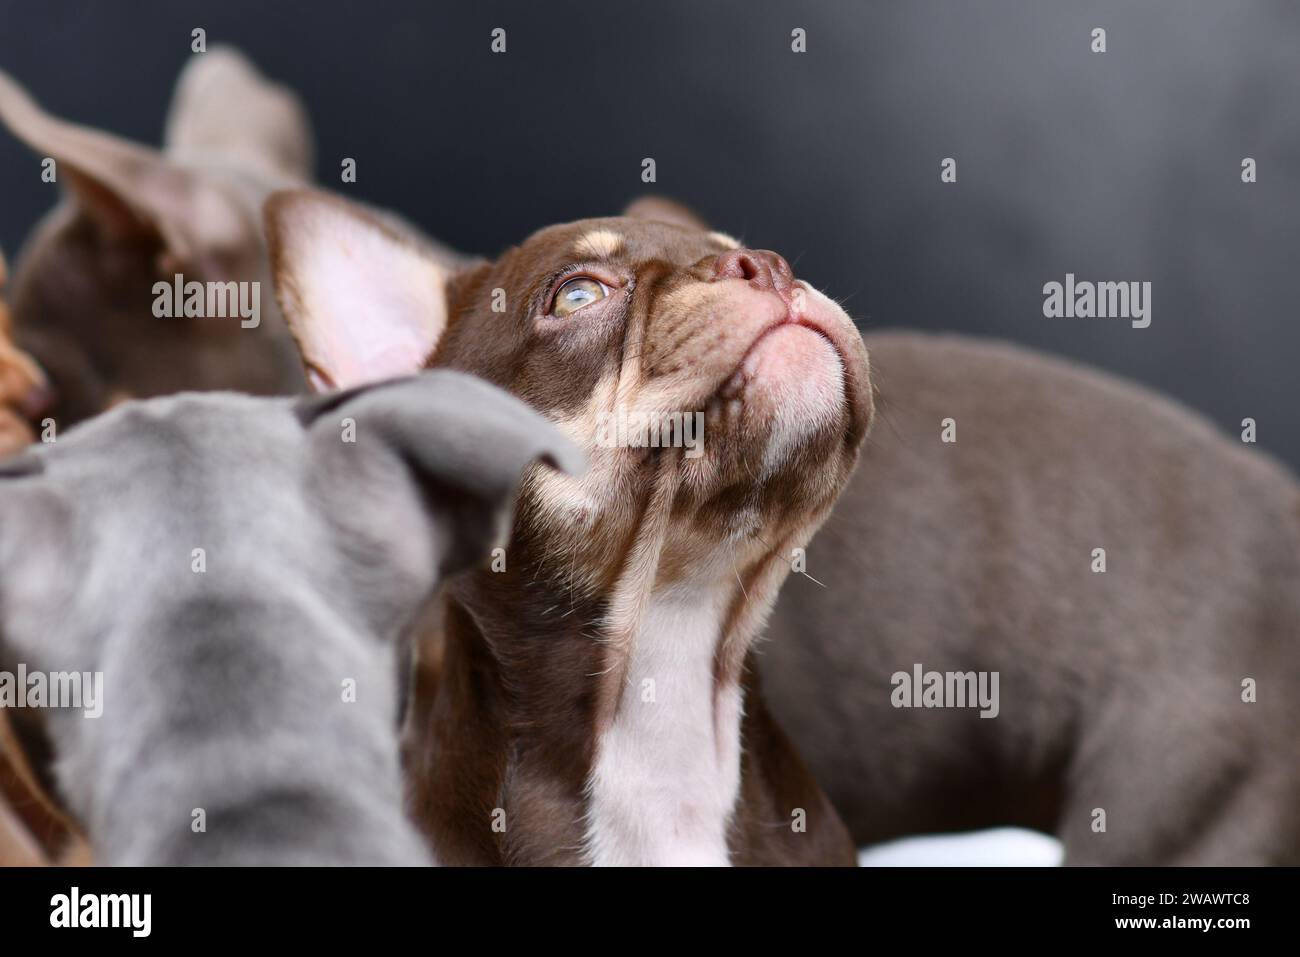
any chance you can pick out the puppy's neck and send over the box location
[585,577,742,865]
[406,502,807,866]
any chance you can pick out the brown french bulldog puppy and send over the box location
[0,48,312,432]
[762,333,1300,865]
[267,192,869,865]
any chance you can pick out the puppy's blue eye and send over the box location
[551,277,608,317]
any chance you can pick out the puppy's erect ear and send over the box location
[299,370,584,575]
[266,190,455,392]
[0,67,248,261]
[624,196,710,231]
[163,46,313,181]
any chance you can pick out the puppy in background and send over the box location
[0,373,579,865]
[0,48,313,431]
[762,333,1300,865]
[0,49,467,431]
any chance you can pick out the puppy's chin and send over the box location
[698,287,868,488]
[719,324,846,466]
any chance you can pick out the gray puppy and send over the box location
[0,371,580,865]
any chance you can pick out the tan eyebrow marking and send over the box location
[707,231,741,250]
[575,229,624,259]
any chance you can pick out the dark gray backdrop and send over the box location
[2,1,1297,469]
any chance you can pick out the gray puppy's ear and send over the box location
[0,450,43,478]
[300,371,584,575]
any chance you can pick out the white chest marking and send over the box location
[584,587,742,866]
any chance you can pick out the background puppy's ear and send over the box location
[301,371,584,576]
[0,67,249,262]
[163,46,314,181]
[624,195,710,231]
[266,190,456,392]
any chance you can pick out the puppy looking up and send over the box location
[0,373,579,865]
[268,193,870,865]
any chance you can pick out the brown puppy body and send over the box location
[763,332,1300,864]
[268,194,866,865]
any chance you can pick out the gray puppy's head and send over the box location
[0,371,582,801]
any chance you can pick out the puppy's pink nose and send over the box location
[712,248,794,299]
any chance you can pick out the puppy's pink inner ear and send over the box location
[266,191,452,392]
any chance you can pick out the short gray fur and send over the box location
[0,370,581,865]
